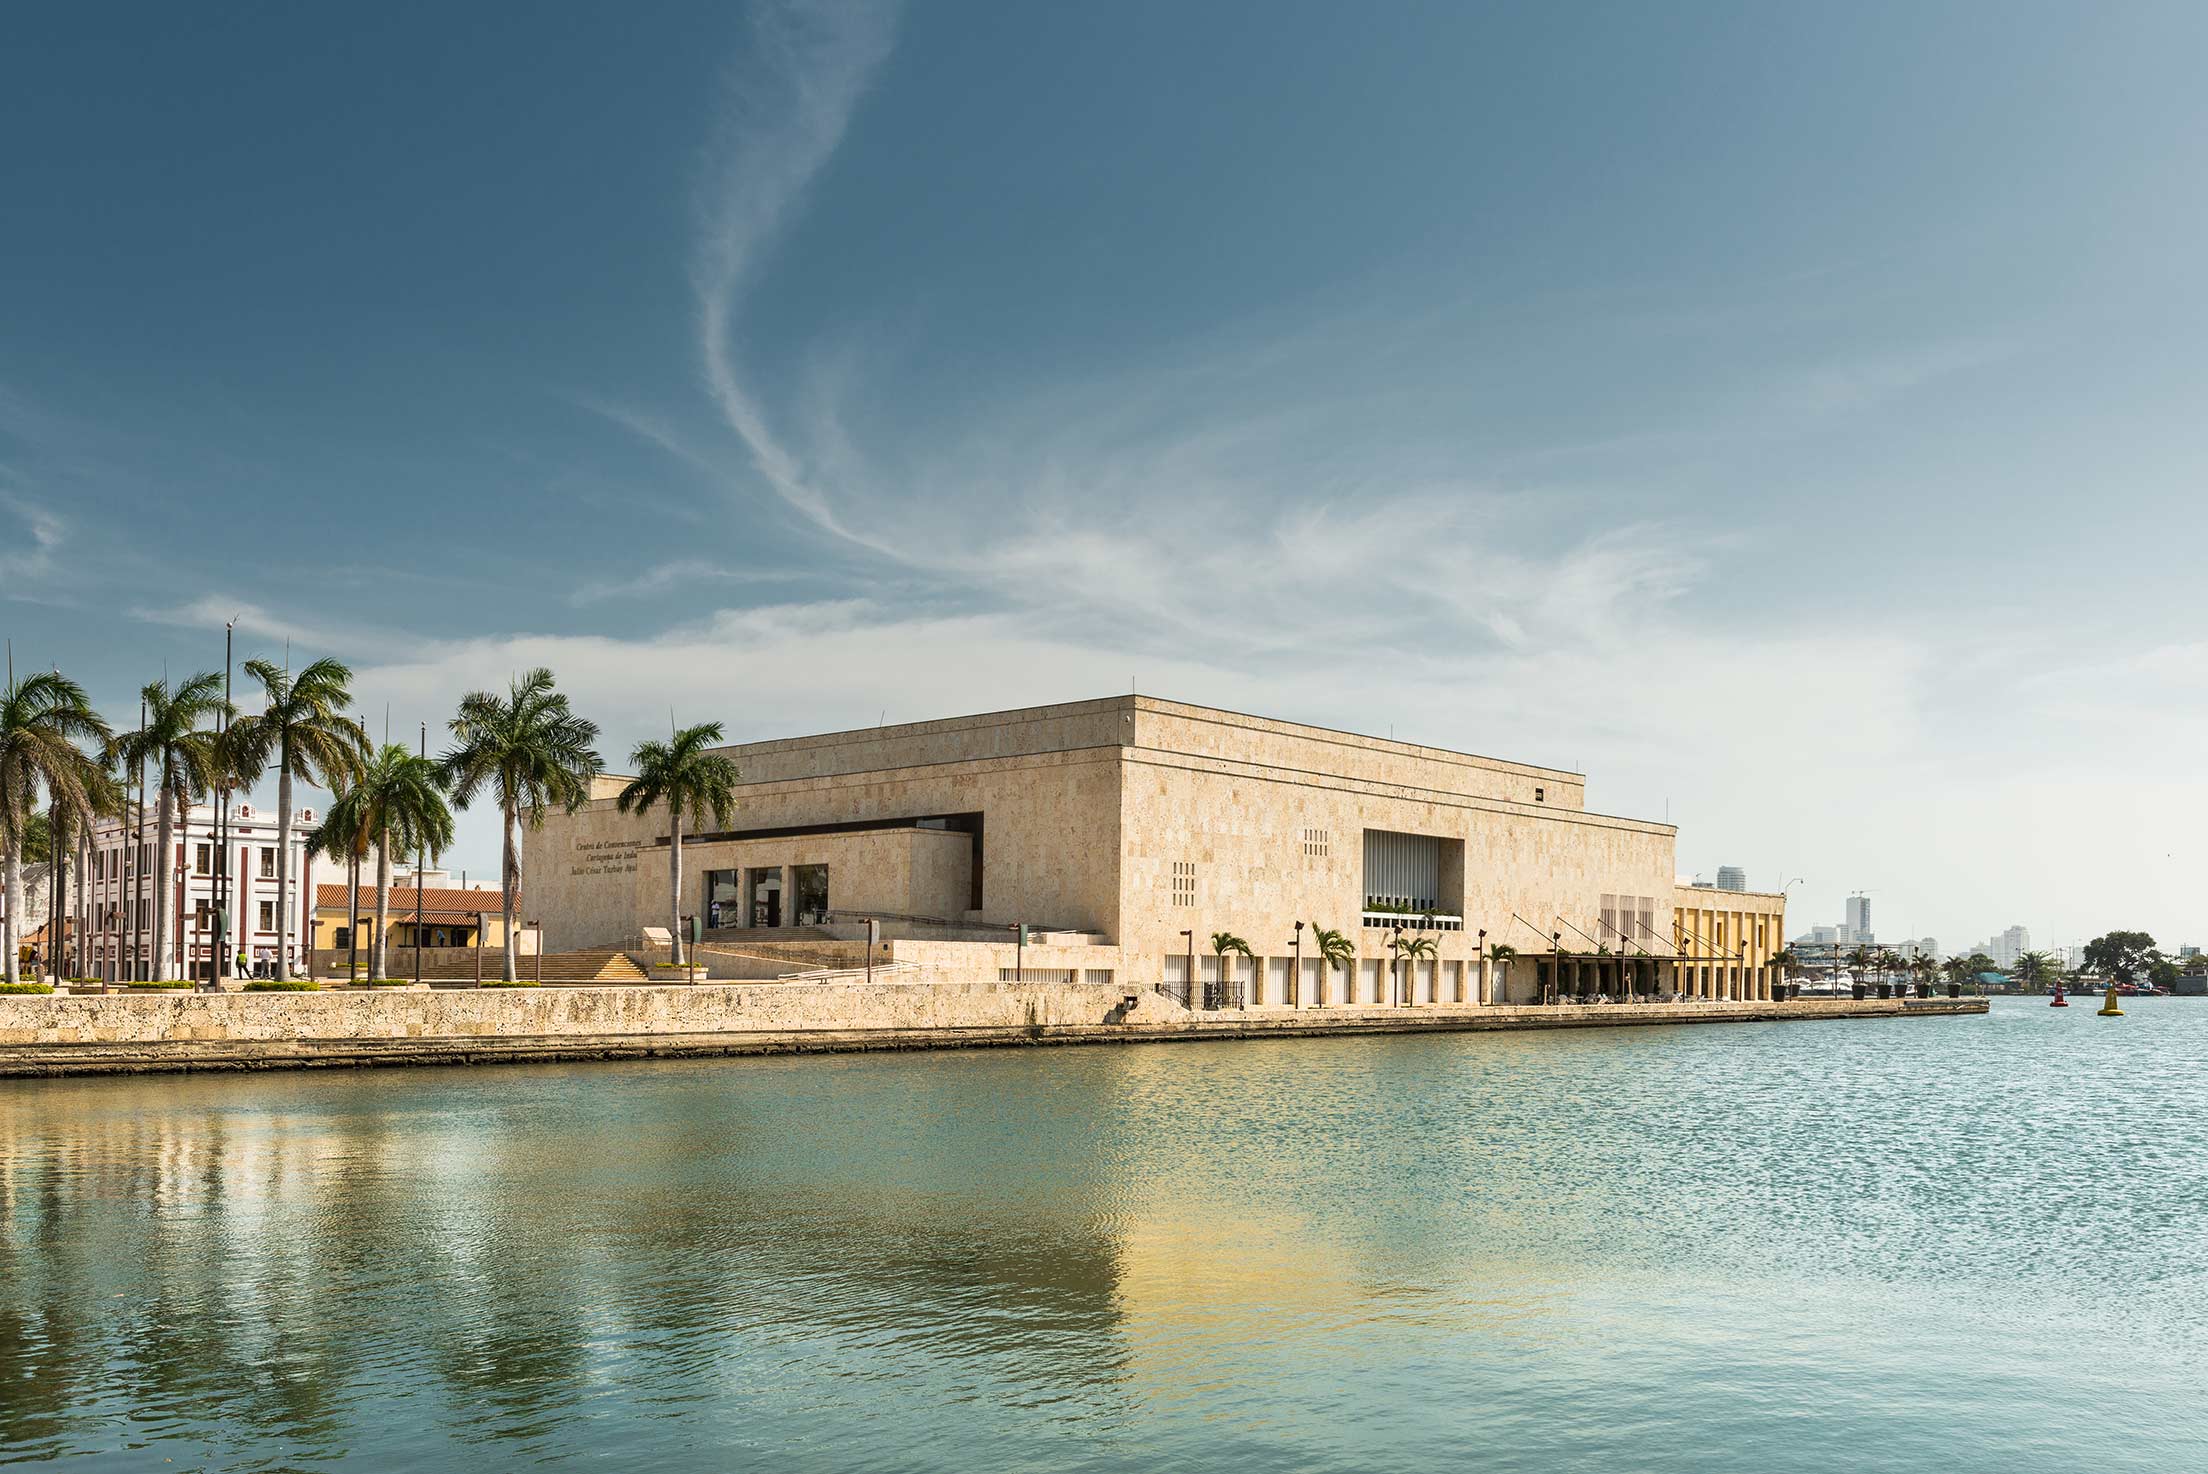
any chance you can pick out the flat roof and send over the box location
[698,693,1586,780]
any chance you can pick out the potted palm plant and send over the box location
[1308,924,1352,1006]
[1208,931,1253,1010]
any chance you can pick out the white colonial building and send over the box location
[79,801,322,981]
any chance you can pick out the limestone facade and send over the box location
[524,696,1783,1000]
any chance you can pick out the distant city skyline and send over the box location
[7,2,2208,947]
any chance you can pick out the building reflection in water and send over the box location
[5,1029,1748,1467]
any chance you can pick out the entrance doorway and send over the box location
[752,871,781,928]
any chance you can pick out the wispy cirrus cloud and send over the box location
[568,559,807,606]
[0,490,67,593]
[692,0,901,549]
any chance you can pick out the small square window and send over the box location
[1533,787,1545,803]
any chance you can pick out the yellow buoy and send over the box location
[2097,987,2124,1017]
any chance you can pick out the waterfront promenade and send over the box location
[0,983,1984,1077]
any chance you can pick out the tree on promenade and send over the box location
[441,669,602,982]
[0,670,111,985]
[110,673,226,981]
[309,745,452,979]
[1387,930,1436,1004]
[1488,941,1518,1002]
[45,762,121,978]
[616,723,740,967]
[1208,930,1253,1006]
[1309,924,1354,1004]
[226,658,367,981]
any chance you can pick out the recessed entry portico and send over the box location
[673,822,976,933]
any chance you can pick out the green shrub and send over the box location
[0,982,56,994]
[126,979,193,990]
[364,978,414,987]
[245,979,320,992]
[67,976,102,985]
[479,979,540,988]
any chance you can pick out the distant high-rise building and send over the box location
[2181,945,2200,960]
[1844,894,1872,943]
[1809,925,1838,945]
[1715,865,1747,892]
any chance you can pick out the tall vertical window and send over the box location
[258,901,275,932]
[195,843,211,874]
[259,847,276,879]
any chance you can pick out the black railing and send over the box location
[1153,980,1247,1011]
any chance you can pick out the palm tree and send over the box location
[1940,955,1971,994]
[110,673,227,981]
[1208,930,1253,1007]
[1387,930,1437,1004]
[441,669,603,981]
[1488,942,1519,1003]
[310,744,453,979]
[616,723,740,967]
[46,763,121,979]
[1309,924,1353,1005]
[224,658,366,981]
[2013,950,2057,993]
[1,671,112,985]
[1910,955,1936,997]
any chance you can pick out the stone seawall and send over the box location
[0,986,1987,1077]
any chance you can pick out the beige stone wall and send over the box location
[1115,746,1674,991]
[308,943,538,979]
[526,749,1121,948]
[1129,699,1584,809]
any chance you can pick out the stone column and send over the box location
[1477,955,1493,1005]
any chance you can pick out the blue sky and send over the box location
[6,1,2206,952]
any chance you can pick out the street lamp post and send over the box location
[1178,928,1193,1009]
[1291,919,1303,1007]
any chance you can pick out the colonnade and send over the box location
[1178,952,1782,1009]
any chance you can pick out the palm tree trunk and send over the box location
[152,782,175,981]
[274,757,294,980]
[501,806,518,982]
[347,848,361,981]
[176,800,190,983]
[669,810,684,966]
[2,847,21,986]
[372,828,392,980]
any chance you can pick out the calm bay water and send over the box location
[4,1000,2204,1471]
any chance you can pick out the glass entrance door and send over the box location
[705,870,741,930]
[752,871,781,929]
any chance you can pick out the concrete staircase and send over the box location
[528,950,649,984]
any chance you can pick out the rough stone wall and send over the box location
[0,979,1135,1047]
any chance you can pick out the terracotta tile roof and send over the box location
[315,883,511,916]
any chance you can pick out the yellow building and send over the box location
[312,882,518,954]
